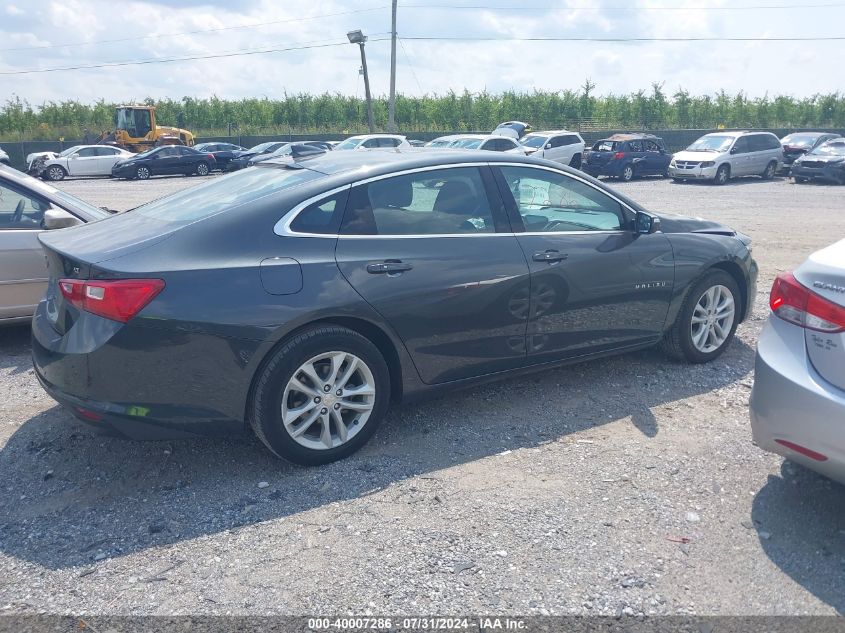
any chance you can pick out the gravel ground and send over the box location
[0,174,843,616]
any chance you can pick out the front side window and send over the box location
[499,166,626,233]
[732,137,750,154]
[0,181,50,229]
[342,167,497,236]
[645,140,661,152]
[627,140,644,152]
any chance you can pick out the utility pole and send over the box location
[348,30,376,134]
[388,0,398,132]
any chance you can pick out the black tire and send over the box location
[46,165,66,181]
[250,325,391,466]
[136,165,151,180]
[195,162,210,176]
[620,164,635,182]
[569,153,582,169]
[761,160,777,180]
[713,164,730,185]
[662,270,741,363]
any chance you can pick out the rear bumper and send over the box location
[750,316,845,485]
[31,302,250,440]
[583,162,623,177]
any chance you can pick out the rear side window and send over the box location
[95,147,119,156]
[561,135,580,146]
[499,166,625,232]
[645,140,661,152]
[342,167,498,236]
[136,167,323,223]
[76,148,98,157]
[289,189,349,235]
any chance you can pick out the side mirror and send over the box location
[730,147,738,154]
[545,143,552,149]
[42,208,82,230]
[635,212,661,235]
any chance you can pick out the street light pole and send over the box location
[347,30,375,134]
[387,0,398,132]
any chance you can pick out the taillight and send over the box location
[613,151,625,160]
[59,278,165,323]
[769,272,845,333]
[207,153,214,160]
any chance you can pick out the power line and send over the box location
[0,39,390,76]
[403,35,845,41]
[0,6,388,53]
[398,37,424,94]
[401,2,845,9]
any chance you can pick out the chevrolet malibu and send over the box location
[750,239,845,485]
[32,150,757,465]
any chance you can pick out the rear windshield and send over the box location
[592,140,619,152]
[134,166,323,223]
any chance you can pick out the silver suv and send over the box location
[669,131,783,185]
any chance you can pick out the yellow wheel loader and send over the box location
[99,106,194,152]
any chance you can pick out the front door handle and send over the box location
[532,250,568,263]
[366,260,413,274]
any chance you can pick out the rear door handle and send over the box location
[366,260,413,274]
[532,250,568,263]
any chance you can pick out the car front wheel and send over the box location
[136,166,151,180]
[713,164,730,185]
[46,165,66,181]
[569,153,582,169]
[663,270,740,363]
[251,325,390,465]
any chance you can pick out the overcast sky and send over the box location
[1,0,843,104]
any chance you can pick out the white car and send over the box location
[29,145,136,181]
[520,130,585,168]
[425,135,463,148]
[443,135,525,154]
[335,134,411,150]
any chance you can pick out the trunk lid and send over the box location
[794,239,845,392]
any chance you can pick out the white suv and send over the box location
[669,131,783,185]
[520,130,585,168]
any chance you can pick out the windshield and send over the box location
[686,135,734,152]
[782,134,822,148]
[427,138,454,147]
[133,147,159,159]
[450,138,483,149]
[247,142,277,153]
[58,146,83,158]
[520,135,548,149]
[335,138,363,150]
[134,166,323,223]
[592,140,619,152]
[811,141,845,156]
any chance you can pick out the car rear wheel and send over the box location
[195,162,210,176]
[620,164,634,182]
[713,164,730,185]
[662,270,740,363]
[136,166,151,180]
[761,161,777,180]
[569,153,582,169]
[251,325,390,465]
[46,165,66,181]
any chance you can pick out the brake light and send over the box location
[207,153,214,160]
[769,272,845,332]
[613,151,625,160]
[59,278,165,323]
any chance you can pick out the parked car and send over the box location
[111,145,216,180]
[425,135,462,148]
[193,142,246,171]
[779,132,839,174]
[583,133,671,181]
[408,139,426,147]
[520,130,585,168]
[227,142,291,171]
[669,131,782,185]
[27,145,136,181]
[334,134,411,150]
[0,147,9,166]
[0,164,110,325]
[789,137,845,185]
[32,149,756,465]
[750,238,845,485]
[444,135,525,154]
[248,142,328,166]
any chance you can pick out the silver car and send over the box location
[750,238,845,484]
[0,164,110,325]
[669,131,783,185]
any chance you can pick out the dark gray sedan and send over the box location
[32,150,757,465]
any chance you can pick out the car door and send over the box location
[152,147,179,174]
[492,164,674,361]
[545,136,569,163]
[94,147,121,174]
[334,165,532,384]
[67,147,100,175]
[0,180,52,320]
[642,139,668,174]
[728,136,751,176]
[746,134,769,174]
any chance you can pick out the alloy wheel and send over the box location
[196,163,209,176]
[621,165,634,181]
[47,166,65,181]
[281,351,376,450]
[136,166,150,180]
[690,285,735,353]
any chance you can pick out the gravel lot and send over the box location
[1,173,843,616]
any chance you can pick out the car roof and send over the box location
[782,131,835,138]
[600,133,662,142]
[526,130,578,136]
[345,134,406,141]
